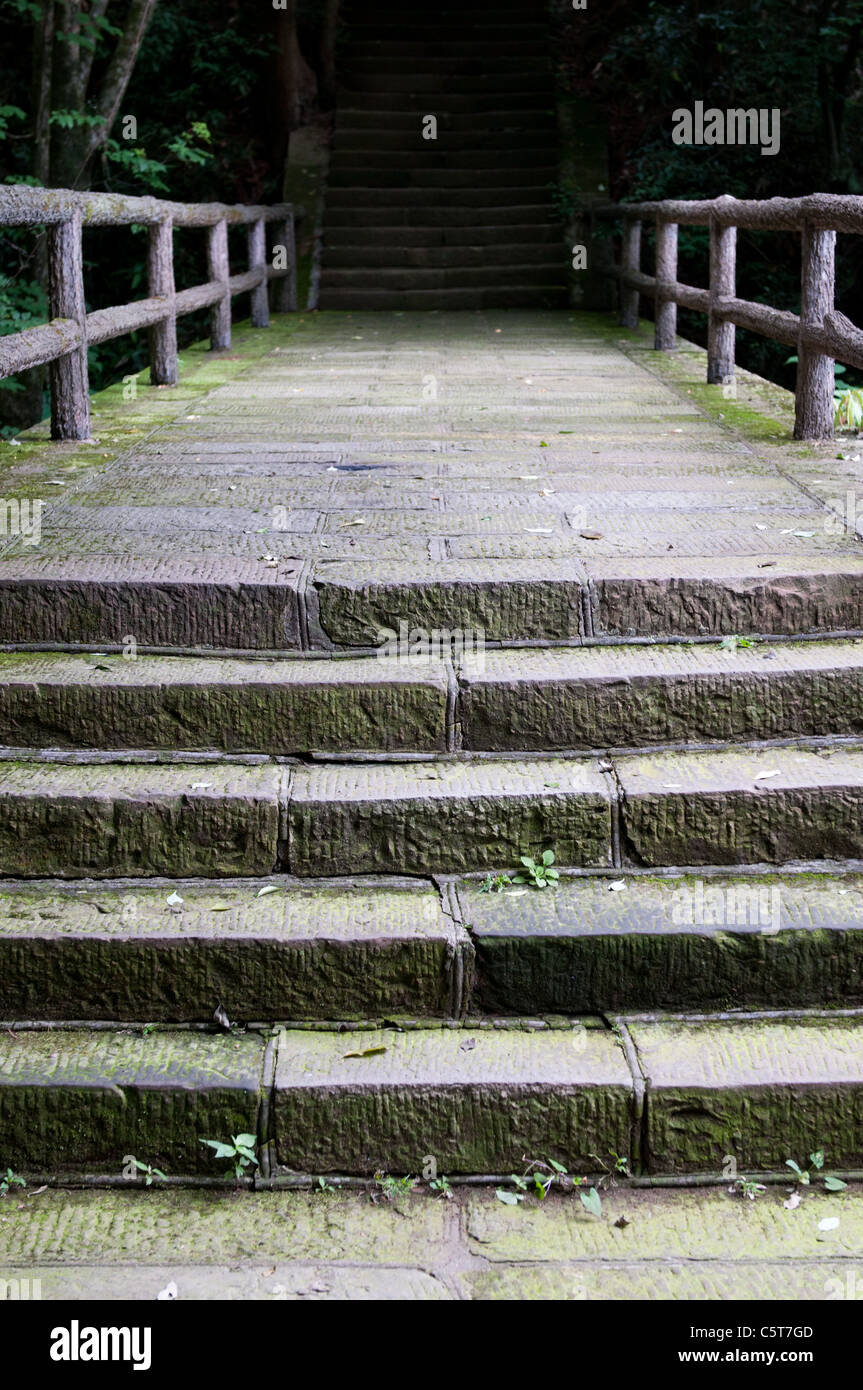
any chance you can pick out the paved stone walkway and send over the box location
[2,309,861,650]
[0,1186,860,1300]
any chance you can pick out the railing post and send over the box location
[619,215,641,327]
[207,218,231,350]
[795,223,836,440]
[147,218,178,386]
[654,217,678,351]
[248,217,269,327]
[707,213,736,383]
[47,210,90,440]
[272,210,297,313]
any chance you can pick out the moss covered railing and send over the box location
[592,192,863,440]
[0,185,299,441]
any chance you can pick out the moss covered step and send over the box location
[286,756,614,876]
[0,763,281,879]
[457,638,863,750]
[463,871,863,1014]
[312,556,863,647]
[629,1015,863,1176]
[0,651,449,754]
[0,1029,265,1175]
[613,742,863,867]
[0,877,460,1022]
[272,1024,634,1175]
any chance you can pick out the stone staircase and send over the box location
[1,310,862,1191]
[319,0,568,309]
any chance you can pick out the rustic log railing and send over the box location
[592,192,863,440]
[0,185,299,441]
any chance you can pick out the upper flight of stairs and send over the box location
[319,0,569,309]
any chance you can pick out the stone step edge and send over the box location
[3,1013,863,1178]
[2,868,863,1021]
[4,558,863,647]
[1,637,863,755]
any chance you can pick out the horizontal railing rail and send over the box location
[590,191,863,439]
[0,185,300,440]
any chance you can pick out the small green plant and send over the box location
[199,1133,259,1183]
[132,1160,167,1187]
[373,1171,417,1201]
[732,1176,767,1201]
[834,383,863,430]
[429,1176,453,1200]
[479,872,512,893]
[513,850,560,890]
[590,1150,631,1180]
[720,634,757,651]
[0,1168,25,1197]
[579,1185,603,1218]
[786,1149,847,1191]
[316,1176,336,1194]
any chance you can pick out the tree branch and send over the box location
[78,0,114,97]
[85,0,159,157]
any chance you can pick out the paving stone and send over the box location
[0,1031,264,1172]
[0,651,448,754]
[0,762,281,878]
[630,1016,863,1174]
[615,744,863,866]
[288,756,613,875]
[457,639,863,750]
[0,878,456,1021]
[273,1025,633,1173]
[462,872,863,1013]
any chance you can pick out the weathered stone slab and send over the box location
[288,757,613,875]
[0,878,456,1020]
[458,639,863,750]
[312,559,588,646]
[588,555,863,636]
[0,763,281,877]
[273,1025,633,1173]
[631,1016,863,1173]
[0,1030,264,1173]
[462,872,863,1013]
[615,745,863,866]
[0,558,301,649]
[0,651,448,754]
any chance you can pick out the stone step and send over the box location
[0,877,459,1022]
[0,640,861,757]
[2,869,862,1024]
[458,638,863,751]
[324,184,557,208]
[464,870,863,1014]
[326,166,559,191]
[328,146,555,169]
[3,554,862,649]
[334,89,552,113]
[3,1015,861,1176]
[0,762,282,879]
[324,203,556,226]
[323,223,565,247]
[336,109,556,132]
[342,56,550,77]
[322,244,566,271]
[3,743,861,879]
[0,650,449,754]
[318,286,569,309]
[2,1185,861,1302]
[320,264,566,291]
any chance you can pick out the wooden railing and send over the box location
[0,185,299,440]
[592,192,863,440]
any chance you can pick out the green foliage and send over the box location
[513,849,560,890]
[0,1167,25,1196]
[479,872,513,893]
[132,1159,168,1187]
[373,1171,418,1200]
[835,384,863,430]
[786,1149,847,1191]
[199,1133,259,1183]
